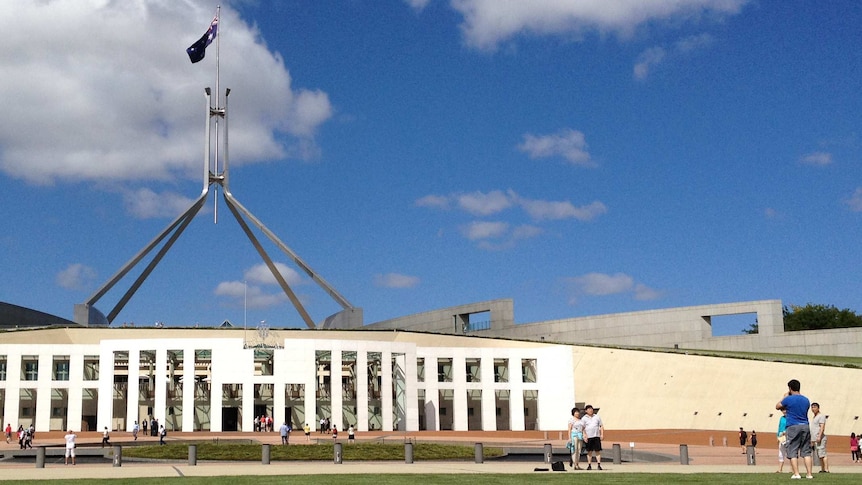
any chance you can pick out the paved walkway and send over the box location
[2,430,860,480]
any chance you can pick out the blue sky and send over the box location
[1,1,860,335]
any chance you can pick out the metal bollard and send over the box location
[35,446,45,468]
[680,444,690,465]
[334,442,343,464]
[189,444,197,466]
[474,443,483,464]
[262,444,271,465]
[709,436,714,447]
[612,443,622,464]
[405,442,414,464]
[746,445,756,465]
[812,451,820,467]
[113,445,122,467]
[543,443,552,464]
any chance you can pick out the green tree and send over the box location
[782,303,862,331]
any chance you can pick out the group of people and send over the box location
[566,404,605,470]
[5,424,35,449]
[775,379,830,478]
[738,428,758,453]
[254,414,274,432]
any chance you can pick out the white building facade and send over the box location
[0,328,574,433]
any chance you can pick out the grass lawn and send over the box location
[122,442,504,461]
[3,474,861,485]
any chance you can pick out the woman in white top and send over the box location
[567,407,585,470]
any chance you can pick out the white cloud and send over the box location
[374,273,421,288]
[846,188,862,212]
[566,272,663,304]
[405,0,432,11]
[456,190,513,215]
[244,262,304,287]
[450,0,747,51]
[517,129,594,166]
[799,152,833,166]
[634,283,664,301]
[0,1,332,185]
[517,197,607,222]
[213,280,286,309]
[461,221,509,240]
[122,188,199,219]
[634,46,666,80]
[56,263,97,290]
[634,33,713,80]
[415,194,451,209]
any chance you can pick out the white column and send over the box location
[480,355,496,431]
[96,349,114,432]
[182,346,195,432]
[452,354,467,431]
[67,352,84,432]
[154,348,167,426]
[330,349,343,431]
[126,348,140,431]
[380,350,393,432]
[356,350,368,431]
[34,353,52,432]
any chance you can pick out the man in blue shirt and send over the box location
[776,379,813,479]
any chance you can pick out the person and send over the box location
[332,425,338,440]
[850,432,859,463]
[151,418,157,436]
[280,422,290,445]
[320,417,326,434]
[776,409,788,473]
[101,427,111,448]
[348,425,355,443]
[159,425,167,445]
[304,423,311,442]
[581,404,604,470]
[142,418,148,436]
[567,407,585,470]
[738,427,748,454]
[254,415,260,432]
[777,379,813,479]
[132,420,139,440]
[751,430,757,450]
[810,402,829,473]
[4,424,10,444]
[17,425,25,449]
[64,429,76,465]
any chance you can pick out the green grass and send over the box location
[122,442,504,461]
[3,474,862,485]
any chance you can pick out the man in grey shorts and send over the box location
[777,379,813,479]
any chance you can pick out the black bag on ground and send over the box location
[551,461,566,471]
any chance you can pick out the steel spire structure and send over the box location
[75,7,361,329]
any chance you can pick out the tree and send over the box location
[782,304,862,331]
[742,303,862,334]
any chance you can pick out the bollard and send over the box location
[812,451,820,467]
[722,436,727,447]
[709,436,714,447]
[612,443,621,464]
[746,445,756,465]
[474,443,483,464]
[543,443,552,464]
[189,444,197,466]
[262,444,271,465]
[35,446,45,468]
[113,445,122,467]
[334,442,343,464]
[405,442,414,464]
[680,444,690,465]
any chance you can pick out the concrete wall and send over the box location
[368,299,862,358]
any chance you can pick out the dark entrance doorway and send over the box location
[222,407,239,431]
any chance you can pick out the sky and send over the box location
[1,0,860,336]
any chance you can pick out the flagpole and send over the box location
[213,5,221,223]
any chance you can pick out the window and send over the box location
[22,357,38,381]
[83,356,99,380]
[416,358,425,382]
[0,357,6,381]
[53,357,70,381]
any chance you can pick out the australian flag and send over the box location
[186,15,218,64]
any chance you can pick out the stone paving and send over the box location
[1,429,860,480]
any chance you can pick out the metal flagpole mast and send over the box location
[212,5,221,223]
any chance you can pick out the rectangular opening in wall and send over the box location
[416,357,425,382]
[521,359,537,383]
[710,313,759,336]
[53,357,70,381]
[494,358,508,383]
[465,358,481,383]
[83,355,99,381]
[437,357,453,383]
[0,356,7,381]
[21,356,38,381]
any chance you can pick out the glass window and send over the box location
[22,357,38,381]
[53,357,70,381]
[0,357,7,381]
